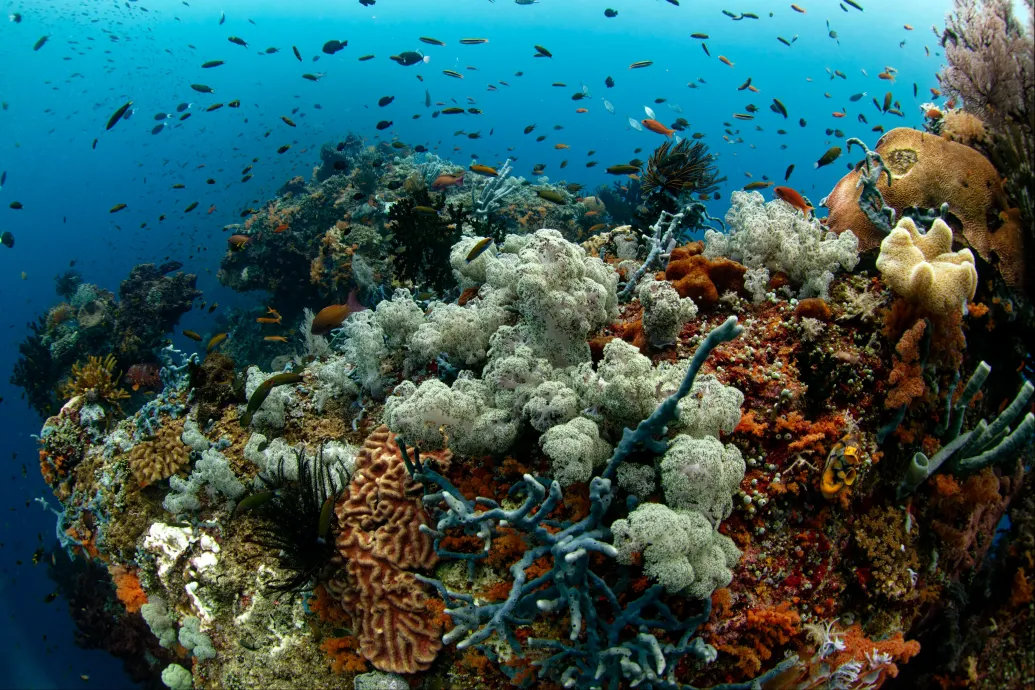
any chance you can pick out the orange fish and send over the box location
[925,108,943,119]
[930,87,941,97]
[718,55,734,67]
[207,205,217,214]
[791,4,806,12]
[903,24,913,30]
[554,143,570,149]
[207,333,228,352]
[228,234,254,250]
[575,107,588,113]
[273,224,289,233]
[832,110,846,118]
[878,71,896,82]
[773,186,813,217]
[431,172,464,189]
[311,304,352,335]
[641,119,675,137]
[264,336,288,343]
[257,307,282,324]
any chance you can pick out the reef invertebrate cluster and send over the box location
[19,126,1035,690]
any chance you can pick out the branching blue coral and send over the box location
[136,344,198,437]
[401,316,767,687]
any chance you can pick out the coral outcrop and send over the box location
[823,128,1024,288]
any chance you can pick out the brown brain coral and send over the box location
[824,127,1024,288]
[332,426,450,674]
[127,419,190,487]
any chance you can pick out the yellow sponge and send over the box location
[876,217,977,314]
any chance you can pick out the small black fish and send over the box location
[202,60,224,68]
[33,35,49,51]
[322,39,347,55]
[784,164,795,181]
[106,100,133,130]
[378,95,394,107]
[376,120,392,130]
[191,84,214,93]
[605,76,614,88]
[292,45,302,61]
[228,36,248,47]
[604,8,618,17]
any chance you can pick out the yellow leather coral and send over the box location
[875,217,977,315]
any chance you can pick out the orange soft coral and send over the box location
[886,319,927,409]
[109,565,148,613]
[320,636,368,674]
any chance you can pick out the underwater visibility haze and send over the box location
[1,0,1033,688]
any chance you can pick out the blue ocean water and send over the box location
[0,0,956,686]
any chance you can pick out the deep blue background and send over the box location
[0,0,950,686]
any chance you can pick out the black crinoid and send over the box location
[641,139,726,204]
[240,445,348,594]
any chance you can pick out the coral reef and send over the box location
[115,264,201,364]
[25,141,1035,690]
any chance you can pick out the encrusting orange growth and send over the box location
[109,565,148,613]
[734,410,768,437]
[665,242,747,309]
[717,603,802,676]
[886,319,927,409]
[308,584,349,625]
[320,636,368,674]
[1009,568,1033,606]
[793,298,832,321]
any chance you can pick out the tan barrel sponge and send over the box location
[824,128,1024,288]
[876,217,978,315]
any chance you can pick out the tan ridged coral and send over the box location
[876,217,978,315]
[333,426,449,674]
[824,127,1024,288]
[128,419,189,487]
